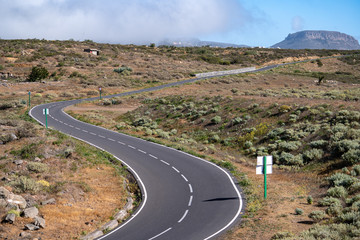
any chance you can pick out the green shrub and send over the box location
[307,195,313,204]
[310,140,328,148]
[327,172,357,188]
[244,141,253,149]
[342,149,360,165]
[327,186,348,198]
[210,134,220,143]
[27,66,49,82]
[278,141,302,151]
[27,162,49,173]
[231,117,243,125]
[303,148,324,162]
[326,202,343,217]
[295,208,304,215]
[279,105,292,113]
[335,140,359,154]
[278,152,303,166]
[350,182,360,193]
[308,210,326,222]
[114,66,132,75]
[337,212,360,224]
[211,116,222,124]
[10,176,40,193]
[354,166,360,176]
[271,232,293,240]
[300,223,358,239]
[319,196,342,206]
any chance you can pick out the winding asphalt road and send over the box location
[28,57,341,239]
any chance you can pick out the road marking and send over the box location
[189,184,193,193]
[149,154,158,159]
[138,149,146,154]
[54,119,59,121]
[69,125,73,127]
[160,160,170,166]
[128,145,136,149]
[75,127,80,130]
[99,135,105,138]
[181,174,188,182]
[82,130,88,133]
[108,138,115,142]
[148,227,172,240]
[178,210,189,223]
[188,195,193,207]
[90,132,96,135]
[118,141,125,145]
[64,123,68,126]
[172,166,180,173]
[59,121,63,123]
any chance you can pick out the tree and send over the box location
[317,75,325,85]
[27,66,49,82]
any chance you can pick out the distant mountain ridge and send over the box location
[158,38,248,48]
[272,30,360,50]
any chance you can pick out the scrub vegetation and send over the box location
[1,38,360,239]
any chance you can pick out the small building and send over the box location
[84,49,100,56]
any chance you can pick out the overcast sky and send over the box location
[0,0,359,46]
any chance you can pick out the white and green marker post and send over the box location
[43,108,49,129]
[99,87,102,100]
[256,155,273,199]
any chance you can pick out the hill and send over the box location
[158,38,249,48]
[272,30,360,50]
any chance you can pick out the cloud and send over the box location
[0,0,252,44]
[292,16,305,32]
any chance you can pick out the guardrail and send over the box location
[195,67,256,78]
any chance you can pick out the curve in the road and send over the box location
[29,56,352,239]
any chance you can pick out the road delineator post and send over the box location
[256,155,273,200]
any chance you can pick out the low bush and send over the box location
[327,186,348,198]
[10,176,40,193]
[211,116,222,124]
[342,149,360,165]
[27,162,49,173]
[295,208,304,215]
[327,172,357,188]
[303,148,324,162]
[308,210,326,222]
[319,196,342,206]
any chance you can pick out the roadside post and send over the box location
[99,87,102,100]
[43,108,49,129]
[256,155,273,199]
[28,91,31,108]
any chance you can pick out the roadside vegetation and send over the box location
[1,39,360,239]
[0,98,133,239]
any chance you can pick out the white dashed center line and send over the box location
[181,174,188,182]
[149,154,158,159]
[172,166,180,173]
[118,141,125,145]
[82,130,88,133]
[128,145,136,149]
[188,195,193,207]
[90,132,96,135]
[108,138,115,142]
[189,184,193,193]
[160,160,170,166]
[99,135,105,138]
[138,149,147,154]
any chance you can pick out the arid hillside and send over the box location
[1,39,360,239]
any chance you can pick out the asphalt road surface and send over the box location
[29,58,340,239]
